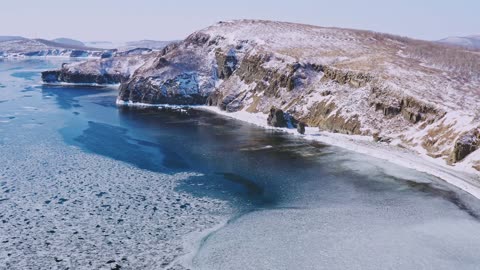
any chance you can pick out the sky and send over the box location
[1,0,478,42]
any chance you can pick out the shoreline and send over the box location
[197,106,480,199]
[166,217,230,269]
[115,99,480,200]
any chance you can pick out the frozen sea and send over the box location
[2,59,480,270]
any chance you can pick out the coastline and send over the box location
[115,98,480,200]
[197,106,480,199]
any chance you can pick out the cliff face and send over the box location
[42,20,480,171]
[42,69,128,84]
[41,52,155,84]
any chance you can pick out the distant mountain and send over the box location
[124,40,175,50]
[51,38,85,47]
[0,36,26,42]
[1,35,174,58]
[84,41,118,49]
[438,35,480,49]
[0,37,105,58]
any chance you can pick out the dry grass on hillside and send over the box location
[363,31,480,80]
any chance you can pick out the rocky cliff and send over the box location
[42,52,156,84]
[42,20,480,172]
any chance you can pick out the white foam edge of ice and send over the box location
[42,82,120,88]
[164,217,230,269]
[115,100,480,199]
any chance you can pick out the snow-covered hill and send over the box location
[42,20,480,185]
[0,35,175,59]
[0,36,26,42]
[438,35,480,49]
[52,37,86,47]
[0,37,105,58]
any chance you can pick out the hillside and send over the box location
[42,20,480,177]
[0,37,105,58]
[52,37,86,47]
[438,35,480,49]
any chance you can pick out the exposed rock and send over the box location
[41,52,153,85]
[206,90,223,106]
[373,132,392,143]
[215,49,238,79]
[118,73,207,105]
[235,54,296,98]
[297,122,306,134]
[450,129,480,162]
[41,68,128,84]
[369,87,445,124]
[267,107,287,127]
[320,90,331,96]
[321,66,372,87]
[184,32,211,46]
[321,112,362,135]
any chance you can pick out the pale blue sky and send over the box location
[1,0,478,42]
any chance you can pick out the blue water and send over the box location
[2,59,480,269]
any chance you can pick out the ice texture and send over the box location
[0,119,229,270]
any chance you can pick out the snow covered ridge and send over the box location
[44,20,480,175]
[0,37,172,59]
[0,37,107,58]
[438,35,480,50]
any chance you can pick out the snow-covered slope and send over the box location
[0,36,26,42]
[43,20,480,178]
[438,35,480,49]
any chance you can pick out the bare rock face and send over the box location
[321,66,373,87]
[369,88,445,124]
[41,52,153,85]
[215,49,238,79]
[118,73,207,105]
[450,129,480,162]
[41,68,128,84]
[267,107,288,127]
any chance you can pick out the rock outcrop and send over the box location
[215,49,238,79]
[41,53,153,85]
[297,122,306,135]
[42,69,128,84]
[118,73,207,105]
[267,107,288,127]
[450,129,480,162]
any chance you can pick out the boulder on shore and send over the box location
[267,107,287,127]
[297,122,306,134]
[450,129,480,162]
